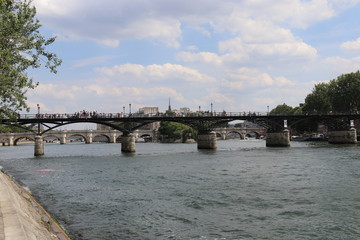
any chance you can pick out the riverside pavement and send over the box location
[0,170,70,240]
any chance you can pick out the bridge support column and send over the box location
[7,134,14,146]
[266,129,290,147]
[34,135,44,156]
[328,128,357,144]
[109,131,117,143]
[60,132,67,144]
[85,131,93,144]
[197,131,217,149]
[121,134,136,152]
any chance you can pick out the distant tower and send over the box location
[168,97,172,111]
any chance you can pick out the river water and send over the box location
[0,140,359,240]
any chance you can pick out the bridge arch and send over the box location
[226,131,245,139]
[245,131,262,139]
[92,134,111,143]
[67,134,87,143]
[14,136,35,145]
[138,134,153,142]
[43,135,61,143]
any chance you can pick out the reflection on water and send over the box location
[0,140,359,239]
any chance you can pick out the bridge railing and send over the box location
[13,111,358,120]
[15,111,270,120]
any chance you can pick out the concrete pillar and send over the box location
[121,134,136,152]
[109,130,117,143]
[266,129,290,147]
[85,131,93,144]
[328,128,357,144]
[7,134,14,146]
[197,131,217,149]
[34,135,44,156]
[221,131,226,140]
[60,132,67,144]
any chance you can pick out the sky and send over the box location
[26,0,360,115]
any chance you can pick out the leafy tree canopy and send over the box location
[0,0,61,120]
[269,103,294,115]
[303,71,360,113]
[158,121,196,142]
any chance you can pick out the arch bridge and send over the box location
[0,129,156,146]
[1,111,359,155]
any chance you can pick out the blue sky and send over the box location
[27,0,360,115]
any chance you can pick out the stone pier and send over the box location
[266,129,290,147]
[121,133,136,152]
[85,131,93,144]
[60,132,67,144]
[197,131,217,149]
[109,130,117,143]
[328,128,357,144]
[7,134,14,146]
[34,135,44,156]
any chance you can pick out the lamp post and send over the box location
[37,104,40,134]
[123,106,125,116]
[129,104,131,115]
[211,103,213,115]
[267,105,269,115]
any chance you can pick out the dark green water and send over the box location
[0,140,359,239]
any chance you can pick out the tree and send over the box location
[269,103,293,115]
[0,0,61,120]
[303,71,360,114]
[158,121,197,142]
[329,71,360,113]
[302,83,331,113]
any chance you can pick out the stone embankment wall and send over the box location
[0,171,71,240]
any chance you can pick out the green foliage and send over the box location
[329,71,360,113]
[165,110,175,117]
[158,121,197,142]
[302,83,331,113]
[269,104,317,133]
[0,124,30,132]
[0,0,61,119]
[303,71,360,113]
[269,103,294,115]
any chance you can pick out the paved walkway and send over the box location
[0,171,68,240]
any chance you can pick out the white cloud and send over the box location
[219,33,317,64]
[320,56,360,77]
[96,63,216,84]
[72,56,117,68]
[222,67,294,90]
[176,52,223,65]
[26,0,360,115]
[340,37,360,51]
[33,0,357,48]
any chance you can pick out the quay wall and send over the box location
[0,170,71,240]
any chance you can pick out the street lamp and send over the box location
[267,105,269,115]
[211,103,213,115]
[129,104,132,114]
[123,106,125,116]
[37,104,40,134]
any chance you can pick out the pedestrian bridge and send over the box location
[0,127,266,146]
[1,111,359,155]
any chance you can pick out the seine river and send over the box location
[0,140,359,240]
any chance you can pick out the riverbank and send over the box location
[0,170,71,240]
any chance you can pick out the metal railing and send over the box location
[9,111,360,120]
